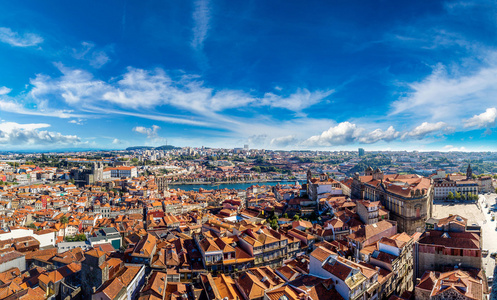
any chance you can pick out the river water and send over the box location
[169,181,298,191]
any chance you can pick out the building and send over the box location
[105,166,138,179]
[415,270,483,300]
[309,246,379,300]
[351,167,433,234]
[0,227,56,248]
[358,148,365,157]
[130,233,157,265]
[307,170,342,205]
[367,233,415,298]
[81,249,110,298]
[433,166,479,201]
[0,250,25,272]
[415,215,481,279]
[356,200,380,225]
[476,176,493,194]
[88,227,122,250]
[346,220,397,259]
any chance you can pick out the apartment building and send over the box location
[309,246,379,300]
[356,200,380,225]
[367,233,415,298]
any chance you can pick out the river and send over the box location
[169,181,299,191]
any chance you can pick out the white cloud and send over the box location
[0,87,11,95]
[463,107,497,128]
[404,122,447,139]
[304,122,365,146]
[303,121,450,147]
[112,138,123,145]
[270,135,299,148]
[191,0,210,51]
[0,122,80,145]
[133,125,161,139]
[68,119,85,125]
[359,126,400,144]
[0,27,43,47]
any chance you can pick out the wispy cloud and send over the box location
[191,0,211,51]
[29,65,332,123]
[0,98,85,119]
[73,42,110,68]
[390,59,497,123]
[0,27,43,47]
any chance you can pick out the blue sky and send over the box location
[0,0,497,151]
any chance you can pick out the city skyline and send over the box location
[1,1,497,151]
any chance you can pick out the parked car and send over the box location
[490,252,497,258]
[483,249,489,255]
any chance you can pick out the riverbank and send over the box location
[169,180,298,191]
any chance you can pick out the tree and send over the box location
[75,234,87,241]
[447,192,454,200]
[455,192,462,200]
[60,216,69,240]
[293,214,300,221]
[251,166,261,173]
[27,223,37,229]
[270,219,278,230]
[282,213,289,219]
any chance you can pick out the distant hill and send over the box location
[154,145,178,150]
[125,146,155,151]
[126,145,178,151]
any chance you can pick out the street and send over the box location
[478,193,497,282]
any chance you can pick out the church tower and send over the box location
[466,164,472,179]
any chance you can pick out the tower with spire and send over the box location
[466,164,472,179]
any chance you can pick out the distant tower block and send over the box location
[358,148,365,157]
[244,144,249,150]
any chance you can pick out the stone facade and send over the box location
[81,250,109,298]
[351,167,433,235]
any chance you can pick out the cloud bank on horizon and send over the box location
[0,0,496,151]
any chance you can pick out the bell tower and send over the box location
[466,164,472,179]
